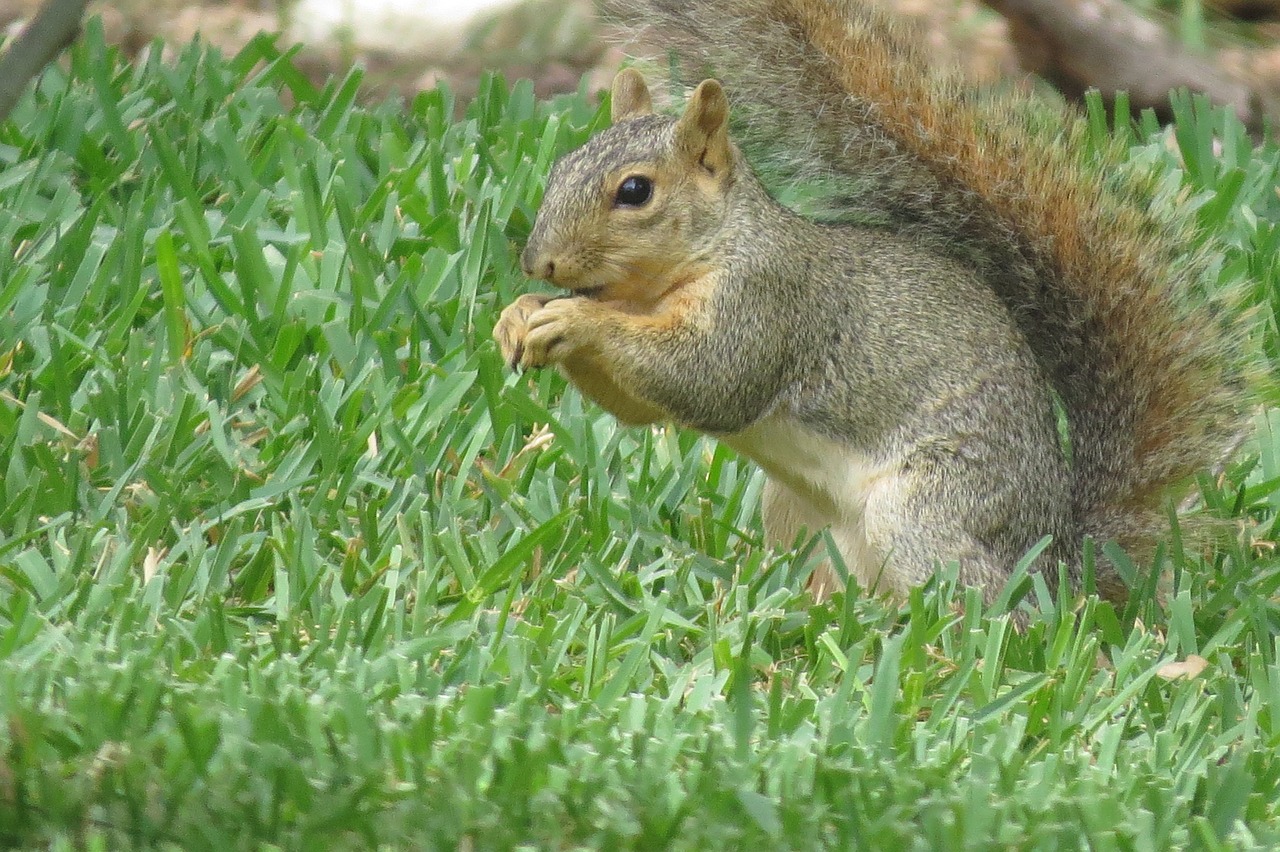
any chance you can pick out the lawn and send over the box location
[2,23,1280,850]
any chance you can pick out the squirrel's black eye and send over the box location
[614,175,653,207]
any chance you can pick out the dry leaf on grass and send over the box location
[1157,654,1210,680]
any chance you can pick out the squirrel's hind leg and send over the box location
[861,456,1066,608]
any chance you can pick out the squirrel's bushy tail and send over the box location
[604,0,1250,586]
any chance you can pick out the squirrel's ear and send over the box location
[611,69,653,122]
[674,79,731,175]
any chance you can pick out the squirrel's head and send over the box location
[521,69,735,305]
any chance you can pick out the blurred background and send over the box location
[3,0,1280,129]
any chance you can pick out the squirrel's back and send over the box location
[605,0,1251,582]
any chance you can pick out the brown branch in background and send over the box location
[1218,45,1280,128]
[1207,0,1280,20]
[0,0,92,124]
[981,0,1274,133]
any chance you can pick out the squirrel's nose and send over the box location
[520,245,556,281]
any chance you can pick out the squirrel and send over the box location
[493,0,1250,605]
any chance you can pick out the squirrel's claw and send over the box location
[520,296,600,370]
[494,293,554,371]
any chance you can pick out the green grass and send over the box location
[2,21,1280,851]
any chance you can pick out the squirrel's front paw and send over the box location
[520,297,604,370]
[494,293,555,370]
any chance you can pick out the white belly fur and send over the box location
[719,413,903,594]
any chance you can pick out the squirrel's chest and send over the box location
[719,415,894,520]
